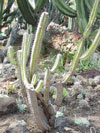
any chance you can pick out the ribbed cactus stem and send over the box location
[21,32,33,89]
[35,80,44,93]
[62,0,99,83]
[35,0,46,13]
[55,82,63,106]
[31,74,38,86]
[44,68,50,105]
[8,12,51,131]
[30,12,48,79]
[80,28,100,60]
[51,54,62,73]
[8,46,17,65]
[26,33,34,63]
[83,0,99,38]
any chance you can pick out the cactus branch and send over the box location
[44,69,50,105]
[30,12,48,79]
[51,54,62,73]
[80,28,100,60]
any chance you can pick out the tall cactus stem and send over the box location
[30,12,48,79]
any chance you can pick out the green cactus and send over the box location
[75,0,89,33]
[84,0,100,19]
[16,0,47,26]
[52,0,76,17]
[29,12,49,79]
[35,80,44,93]
[52,0,100,34]
[31,74,38,86]
[63,0,99,83]
[80,28,100,60]
[51,54,62,73]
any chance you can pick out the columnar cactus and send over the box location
[63,0,100,83]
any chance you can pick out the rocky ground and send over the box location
[0,62,100,133]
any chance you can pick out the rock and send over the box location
[55,117,68,128]
[0,97,18,116]
[6,121,29,133]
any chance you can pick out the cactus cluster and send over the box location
[8,1,100,132]
[8,11,63,131]
[8,12,50,131]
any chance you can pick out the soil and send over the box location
[80,69,100,79]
